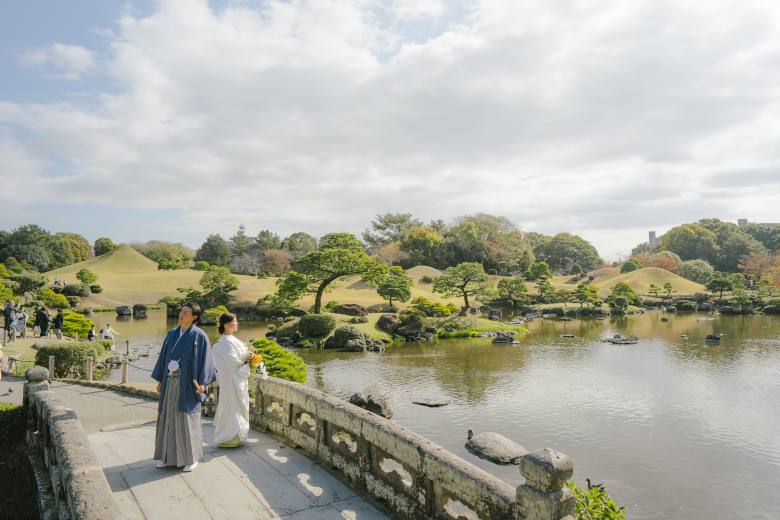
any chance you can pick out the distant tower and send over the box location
[648,231,657,245]
[738,218,748,229]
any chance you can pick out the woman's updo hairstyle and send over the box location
[218,312,237,334]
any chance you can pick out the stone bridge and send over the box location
[23,367,575,520]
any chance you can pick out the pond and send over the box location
[101,310,780,520]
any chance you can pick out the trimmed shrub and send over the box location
[89,284,103,293]
[0,403,38,518]
[411,296,453,317]
[250,338,307,383]
[35,342,101,378]
[193,260,209,271]
[420,275,434,284]
[66,296,81,307]
[675,300,696,312]
[398,307,426,327]
[324,325,372,350]
[40,288,69,309]
[542,306,566,316]
[323,301,340,312]
[203,305,229,323]
[62,309,95,338]
[298,314,336,338]
[63,283,90,297]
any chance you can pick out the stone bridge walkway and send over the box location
[51,382,388,520]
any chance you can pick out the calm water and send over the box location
[104,310,780,520]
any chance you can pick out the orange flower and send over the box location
[250,354,262,368]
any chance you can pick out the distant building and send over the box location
[738,218,780,229]
[648,231,658,245]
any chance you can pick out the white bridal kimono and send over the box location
[212,335,250,445]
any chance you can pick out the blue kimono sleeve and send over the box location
[151,333,170,382]
[193,330,217,394]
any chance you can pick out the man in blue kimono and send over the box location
[152,302,216,471]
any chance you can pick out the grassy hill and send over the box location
[47,245,274,307]
[596,267,705,296]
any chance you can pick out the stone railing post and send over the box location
[121,357,128,384]
[515,448,575,520]
[48,355,55,382]
[23,366,50,449]
[87,357,94,382]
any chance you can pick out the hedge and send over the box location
[63,283,91,297]
[298,314,336,338]
[89,284,103,293]
[62,309,95,338]
[35,342,102,378]
[0,403,38,517]
[251,338,307,383]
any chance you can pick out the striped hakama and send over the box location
[154,369,203,466]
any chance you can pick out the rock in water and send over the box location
[412,399,449,408]
[349,392,393,419]
[116,305,132,316]
[465,430,527,465]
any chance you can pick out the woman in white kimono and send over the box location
[212,313,251,448]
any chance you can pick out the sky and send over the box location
[1,0,779,260]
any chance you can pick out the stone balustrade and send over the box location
[250,376,575,520]
[23,366,117,520]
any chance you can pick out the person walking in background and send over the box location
[3,300,13,346]
[88,325,96,341]
[53,310,64,339]
[16,308,27,339]
[151,302,216,472]
[37,308,51,337]
[102,323,121,351]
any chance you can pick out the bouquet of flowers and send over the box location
[244,350,268,379]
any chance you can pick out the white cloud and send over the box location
[20,42,96,80]
[2,0,780,257]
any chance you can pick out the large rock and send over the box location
[132,304,148,318]
[331,303,368,316]
[324,325,384,352]
[465,430,527,465]
[349,392,393,419]
[377,314,399,334]
[116,305,132,316]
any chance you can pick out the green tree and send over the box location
[648,284,661,298]
[55,232,91,262]
[376,266,412,306]
[575,283,599,308]
[729,272,747,290]
[280,232,317,259]
[608,282,641,306]
[443,214,534,274]
[94,237,115,256]
[677,259,714,284]
[698,218,766,272]
[620,260,639,273]
[229,225,252,259]
[570,263,583,276]
[362,213,423,247]
[535,276,556,303]
[276,234,387,313]
[9,272,48,295]
[527,261,553,280]
[132,241,194,265]
[195,234,230,266]
[497,277,529,304]
[254,230,282,250]
[432,262,495,312]
[658,224,718,262]
[400,226,445,266]
[706,272,733,300]
[743,223,780,253]
[75,269,98,285]
[318,232,364,251]
[662,282,676,301]
[45,235,75,269]
[532,232,602,273]
[200,265,239,307]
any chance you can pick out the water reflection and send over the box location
[104,309,780,520]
